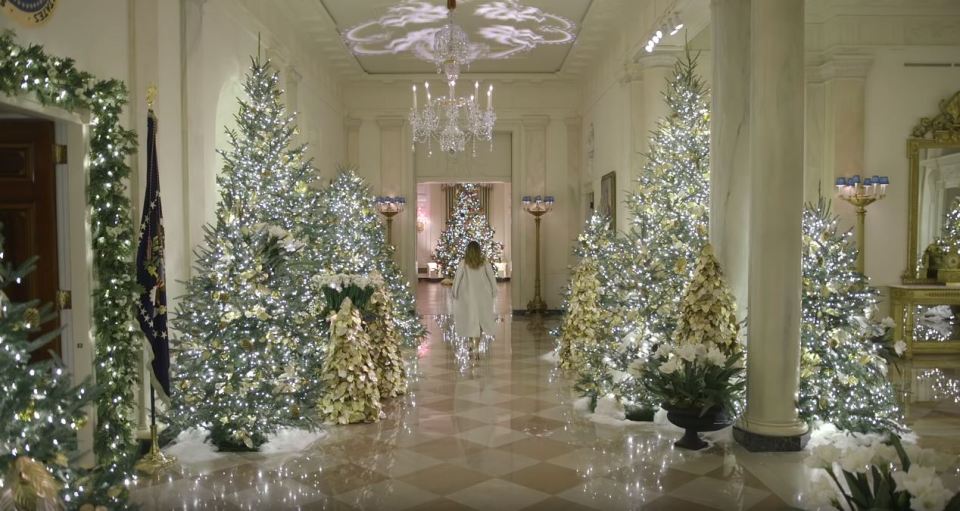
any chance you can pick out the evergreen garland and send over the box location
[0,30,139,492]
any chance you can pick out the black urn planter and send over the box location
[663,405,732,450]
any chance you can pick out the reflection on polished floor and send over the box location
[131,283,960,510]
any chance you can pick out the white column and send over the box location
[736,0,809,450]
[709,0,751,318]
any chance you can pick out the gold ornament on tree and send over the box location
[0,457,63,511]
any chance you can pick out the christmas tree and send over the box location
[312,169,425,347]
[172,55,322,450]
[799,197,902,432]
[432,184,503,279]
[619,49,710,341]
[0,231,132,509]
[572,50,710,413]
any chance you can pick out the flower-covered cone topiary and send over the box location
[639,243,745,418]
[558,259,603,371]
[318,298,382,424]
[368,285,407,399]
[671,244,740,355]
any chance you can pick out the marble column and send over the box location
[734,0,810,451]
[709,0,751,319]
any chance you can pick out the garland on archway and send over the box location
[0,31,140,480]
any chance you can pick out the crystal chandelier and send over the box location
[409,0,495,156]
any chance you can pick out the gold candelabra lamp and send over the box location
[521,195,554,314]
[835,175,890,274]
[375,195,405,246]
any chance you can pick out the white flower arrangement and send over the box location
[805,432,959,511]
[312,271,383,292]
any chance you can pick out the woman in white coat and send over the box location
[452,241,498,340]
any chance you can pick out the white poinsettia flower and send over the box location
[806,475,840,509]
[659,357,681,375]
[910,485,954,511]
[627,359,645,377]
[838,445,874,473]
[676,344,697,362]
[654,343,672,359]
[881,317,896,329]
[805,444,841,468]
[894,340,907,356]
[704,346,726,367]
[891,464,940,496]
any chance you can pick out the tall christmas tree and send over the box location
[619,49,711,341]
[172,55,322,450]
[0,230,132,510]
[311,169,425,346]
[575,50,709,412]
[432,184,504,279]
[799,197,902,432]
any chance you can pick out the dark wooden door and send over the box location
[0,119,60,360]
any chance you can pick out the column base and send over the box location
[733,425,810,452]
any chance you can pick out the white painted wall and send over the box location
[860,47,960,287]
[344,79,579,309]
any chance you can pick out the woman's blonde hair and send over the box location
[464,241,485,269]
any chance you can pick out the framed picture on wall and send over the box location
[600,171,616,230]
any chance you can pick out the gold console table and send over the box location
[889,285,960,357]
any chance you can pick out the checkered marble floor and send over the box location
[130,283,960,510]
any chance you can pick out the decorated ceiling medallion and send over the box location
[342,0,577,62]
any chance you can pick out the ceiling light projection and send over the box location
[342,0,578,62]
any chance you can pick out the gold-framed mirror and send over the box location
[904,90,960,283]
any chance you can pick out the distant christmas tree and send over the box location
[799,197,902,432]
[618,49,710,341]
[311,169,425,346]
[0,230,132,509]
[172,55,322,451]
[433,184,503,279]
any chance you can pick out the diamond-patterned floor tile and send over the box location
[136,284,960,510]
[498,437,579,461]
[447,478,550,511]
[398,463,491,495]
[501,462,586,494]
[456,424,531,447]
